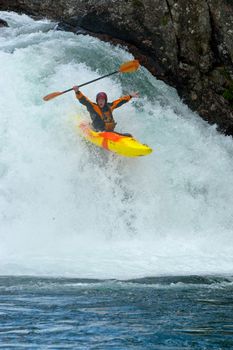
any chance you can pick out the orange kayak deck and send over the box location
[78,121,152,157]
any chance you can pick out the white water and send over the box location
[0,12,233,279]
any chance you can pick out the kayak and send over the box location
[78,121,152,157]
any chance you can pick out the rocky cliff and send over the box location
[0,18,8,26]
[1,0,233,134]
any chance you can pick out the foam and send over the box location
[0,12,233,279]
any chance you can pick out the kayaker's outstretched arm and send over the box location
[110,95,131,111]
[73,87,93,108]
[110,91,139,111]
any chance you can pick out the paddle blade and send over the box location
[43,91,63,101]
[119,60,140,73]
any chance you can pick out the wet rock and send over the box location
[191,91,198,101]
[0,19,8,27]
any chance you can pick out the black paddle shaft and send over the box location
[63,70,119,94]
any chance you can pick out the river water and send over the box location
[0,11,233,349]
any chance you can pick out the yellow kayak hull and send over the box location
[78,121,152,157]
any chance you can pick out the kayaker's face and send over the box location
[97,98,106,108]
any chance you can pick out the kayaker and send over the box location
[73,86,139,132]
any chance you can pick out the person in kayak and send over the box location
[73,86,139,132]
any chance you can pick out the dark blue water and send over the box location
[0,276,233,349]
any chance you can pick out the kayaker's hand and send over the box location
[130,91,139,98]
[73,86,79,93]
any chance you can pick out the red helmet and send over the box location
[96,92,107,103]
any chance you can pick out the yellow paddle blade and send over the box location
[119,60,140,73]
[43,91,64,101]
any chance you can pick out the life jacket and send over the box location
[95,105,116,131]
[76,91,131,131]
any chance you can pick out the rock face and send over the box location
[0,18,8,27]
[1,0,233,134]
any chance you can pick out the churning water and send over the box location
[0,11,233,280]
[1,11,233,350]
